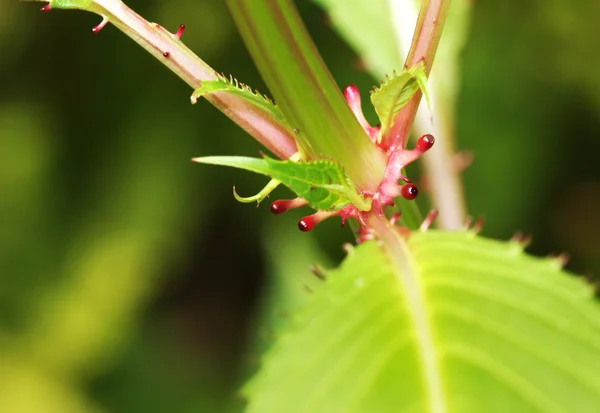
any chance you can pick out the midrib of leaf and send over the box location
[370,217,446,413]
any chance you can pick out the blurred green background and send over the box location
[1,0,599,412]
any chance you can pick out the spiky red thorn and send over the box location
[420,209,439,231]
[41,4,51,12]
[401,184,419,200]
[92,16,109,33]
[416,134,435,152]
[270,198,307,214]
[175,24,186,39]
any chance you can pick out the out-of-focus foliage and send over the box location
[1,1,600,412]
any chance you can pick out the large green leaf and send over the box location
[192,155,371,211]
[244,231,600,412]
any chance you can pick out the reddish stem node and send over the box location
[175,24,186,39]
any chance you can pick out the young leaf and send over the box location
[191,73,291,129]
[192,156,371,211]
[244,231,600,413]
[371,64,429,141]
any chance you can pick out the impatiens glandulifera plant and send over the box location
[24,0,600,412]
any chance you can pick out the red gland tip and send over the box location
[298,216,317,232]
[270,200,289,214]
[92,16,108,33]
[401,183,419,200]
[175,24,186,39]
[343,85,360,103]
[416,134,435,152]
[270,198,307,215]
[41,4,52,12]
[163,51,170,58]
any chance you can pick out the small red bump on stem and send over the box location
[390,212,401,225]
[175,24,186,39]
[416,134,435,152]
[298,216,317,232]
[401,183,419,200]
[163,51,170,58]
[41,4,52,12]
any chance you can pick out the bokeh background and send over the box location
[1,0,599,412]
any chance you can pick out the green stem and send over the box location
[388,0,468,230]
[26,0,298,159]
[226,0,387,192]
[386,0,451,151]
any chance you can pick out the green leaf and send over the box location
[191,73,291,129]
[192,156,371,211]
[370,64,429,141]
[243,231,600,413]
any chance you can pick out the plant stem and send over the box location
[387,0,451,151]
[28,0,298,159]
[389,0,467,230]
[226,0,387,192]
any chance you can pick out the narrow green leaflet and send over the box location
[244,231,600,413]
[371,64,429,141]
[192,156,371,211]
[191,73,290,128]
